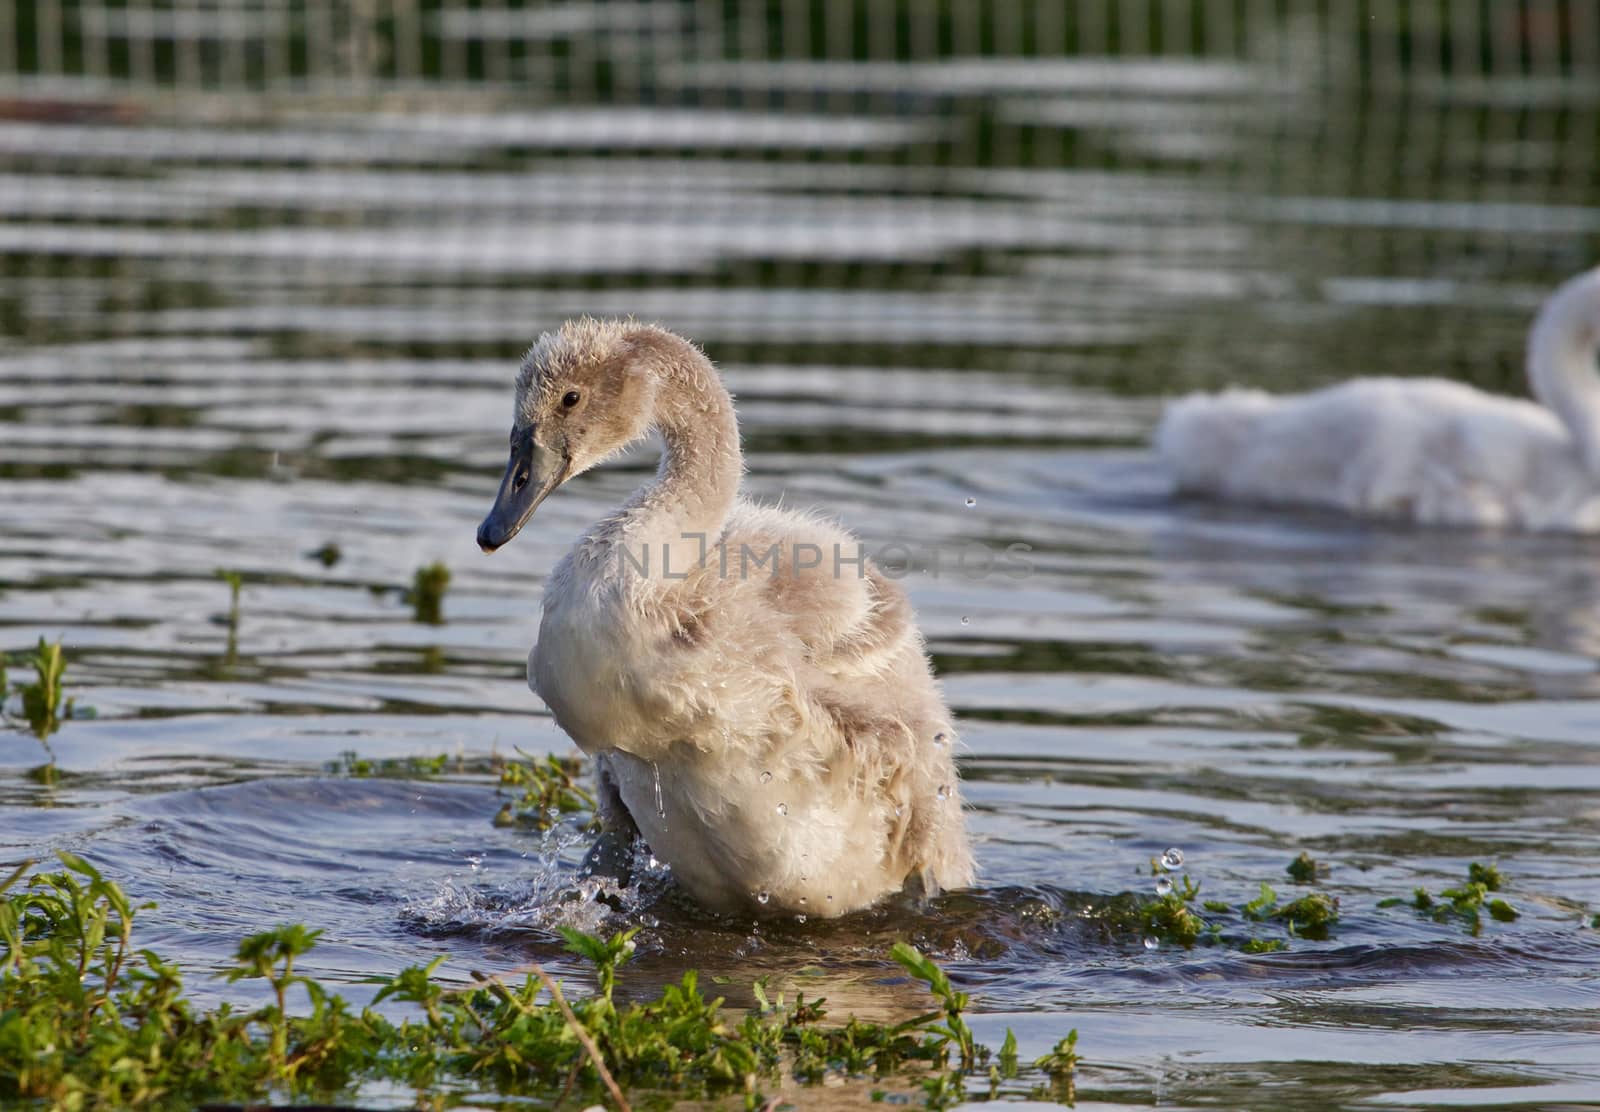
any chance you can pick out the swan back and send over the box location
[1154,387,1275,494]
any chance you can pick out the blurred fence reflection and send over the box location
[1,2,1596,92]
[0,2,1595,388]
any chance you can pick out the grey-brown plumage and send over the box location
[479,319,973,917]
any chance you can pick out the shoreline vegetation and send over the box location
[0,854,1078,1110]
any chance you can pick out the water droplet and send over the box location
[1161,847,1185,870]
[894,805,904,816]
[932,731,948,746]
[965,496,976,507]
[960,616,970,626]
[936,784,949,801]
[1143,936,1159,951]
[652,763,667,822]
[776,802,788,816]
[757,890,770,904]
[760,770,773,784]
[1155,877,1173,897]
[796,914,808,923]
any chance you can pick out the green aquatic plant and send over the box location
[3,639,75,781]
[1287,851,1321,883]
[214,567,243,666]
[1468,862,1504,891]
[1240,937,1288,954]
[327,748,452,779]
[409,561,451,624]
[320,746,599,833]
[1141,870,1206,947]
[214,567,242,622]
[890,941,976,1068]
[1242,881,1277,919]
[1034,1028,1079,1077]
[1,853,1070,1109]
[498,748,598,831]
[224,923,329,1074]
[1381,862,1517,935]
[996,1027,1019,1077]
[1027,1028,1079,1104]
[310,541,342,567]
[1144,863,1342,953]
[1240,881,1339,939]
[1274,893,1339,939]
[18,637,68,743]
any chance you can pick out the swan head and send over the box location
[478,318,661,552]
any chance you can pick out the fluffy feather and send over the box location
[492,319,974,917]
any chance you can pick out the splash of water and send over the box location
[401,826,676,940]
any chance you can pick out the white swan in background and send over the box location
[1156,266,1600,532]
[476,319,973,918]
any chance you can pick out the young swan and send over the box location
[477,320,974,918]
[1156,266,1600,531]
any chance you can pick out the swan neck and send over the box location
[1528,268,1600,475]
[618,336,742,569]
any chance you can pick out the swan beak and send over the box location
[477,428,567,553]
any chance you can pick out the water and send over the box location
[3,38,1600,1111]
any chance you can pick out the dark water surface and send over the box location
[3,43,1600,1110]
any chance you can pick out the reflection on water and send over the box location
[3,5,1600,1107]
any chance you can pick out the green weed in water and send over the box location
[18,637,68,744]
[1274,893,1339,939]
[410,561,451,624]
[1240,881,1339,939]
[890,941,976,1069]
[1287,851,1321,883]
[1379,861,1518,935]
[1240,938,1289,954]
[214,567,242,623]
[996,1027,1019,1077]
[1468,862,1504,891]
[214,567,242,665]
[2,853,1066,1109]
[320,747,594,831]
[1130,858,1343,953]
[327,748,452,779]
[1242,881,1278,919]
[1033,1029,1079,1077]
[1,638,76,781]
[498,748,598,831]
[310,541,342,567]
[1142,873,1206,947]
[1032,1028,1079,1102]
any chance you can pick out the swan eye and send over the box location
[561,390,581,409]
[512,468,529,491]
